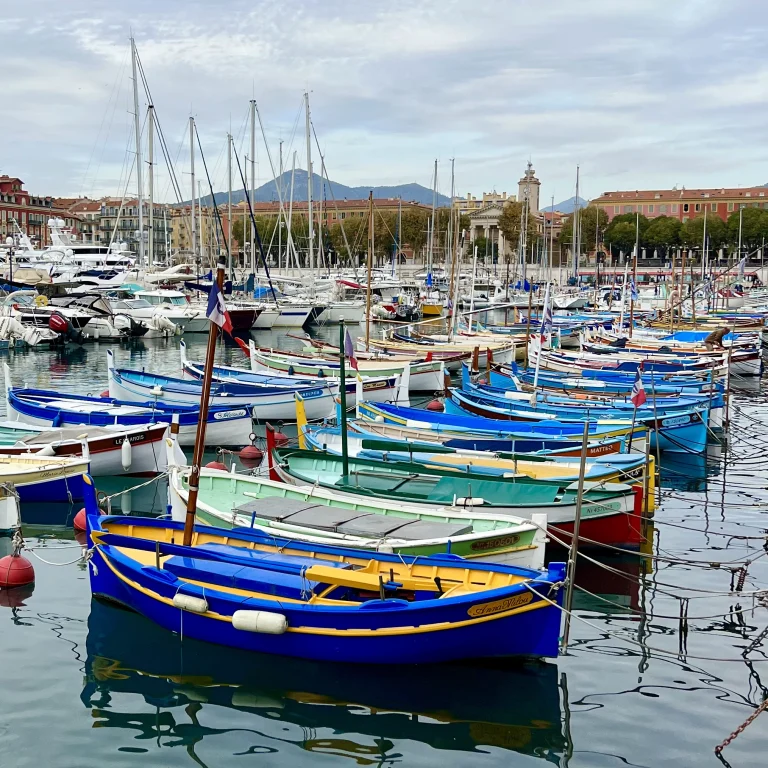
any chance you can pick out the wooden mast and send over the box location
[183,255,226,546]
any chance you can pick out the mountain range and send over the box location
[189,170,451,207]
[550,195,590,214]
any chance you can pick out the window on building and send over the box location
[340,212,346,220]
[332,212,337,220]
[614,205,620,213]
[671,204,678,213]
[648,205,654,214]
[728,202,734,212]
[694,203,701,212]
[659,204,667,214]
[754,202,760,208]
[711,203,717,212]
[683,203,690,213]
[682,216,689,222]
[624,205,631,213]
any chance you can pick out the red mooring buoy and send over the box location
[273,432,290,447]
[100,390,110,398]
[73,508,87,532]
[426,399,444,412]
[0,554,35,589]
[239,445,263,462]
[205,461,228,471]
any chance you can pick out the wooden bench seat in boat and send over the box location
[234,499,474,540]
[164,555,329,599]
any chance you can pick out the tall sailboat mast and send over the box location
[189,117,197,264]
[147,103,154,268]
[249,99,256,274]
[130,37,145,266]
[428,159,437,277]
[572,166,580,281]
[305,92,314,272]
[227,133,233,279]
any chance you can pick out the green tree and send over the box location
[726,208,768,252]
[644,216,682,253]
[558,205,609,252]
[604,212,649,256]
[680,214,727,250]
[498,200,537,248]
[606,222,638,254]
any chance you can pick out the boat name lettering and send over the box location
[470,534,521,552]
[363,380,388,391]
[214,409,247,420]
[302,389,325,400]
[661,414,691,428]
[468,592,533,617]
[112,434,147,446]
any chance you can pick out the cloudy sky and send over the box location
[3,0,767,204]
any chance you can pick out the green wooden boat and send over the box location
[267,446,645,549]
[167,463,547,568]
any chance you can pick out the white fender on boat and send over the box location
[173,593,209,614]
[530,513,548,572]
[106,348,115,373]
[3,362,11,395]
[355,374,364,417]
[35,444,56,456]
[121,437,132,471]
[232,609,288,634]
[249,339,258,372]
[179,339,187,369]
[79,437,91,464]
[396,364,410,405]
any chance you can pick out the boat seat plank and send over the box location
[280,506,371,531]
[197,542,351,572]
[386,520,474,540]
[335,514,413,537]
[165,555,323,600]
[233,497,322,521]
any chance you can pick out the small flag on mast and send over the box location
[539,284,552,342]
[344,329,358,370]
[630,370,647,408]
[206,281,233,335]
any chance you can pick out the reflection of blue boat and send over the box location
[85,477,565,664]
[82,598,566,759]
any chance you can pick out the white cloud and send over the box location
[1,0,768,203]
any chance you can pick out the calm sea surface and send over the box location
[0,328,766,768]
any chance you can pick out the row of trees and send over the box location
[231,208,470,266]
[558,206,768,257]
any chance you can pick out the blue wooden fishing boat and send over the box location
[4,383,253,447]
[448,386,709,454]
[106,349,338,421]
[357,401,647,454]
[83,477,566,664]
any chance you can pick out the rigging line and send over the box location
[529,586,768,664]
[231,142,278,303]
[574,583,768,622]
[309,118,355,263]
[544,525,768,594]
[134,53,188,207]
[80,47,130,198]
[193,123,232,270]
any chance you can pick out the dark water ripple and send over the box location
[0,331,766,767]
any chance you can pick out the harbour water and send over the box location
[1,332,766,767]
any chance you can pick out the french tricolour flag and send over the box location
[207,281,233,335]
[630,370,647,408]
[344,329,359,370]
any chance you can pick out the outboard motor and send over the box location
[48,311,84,344]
